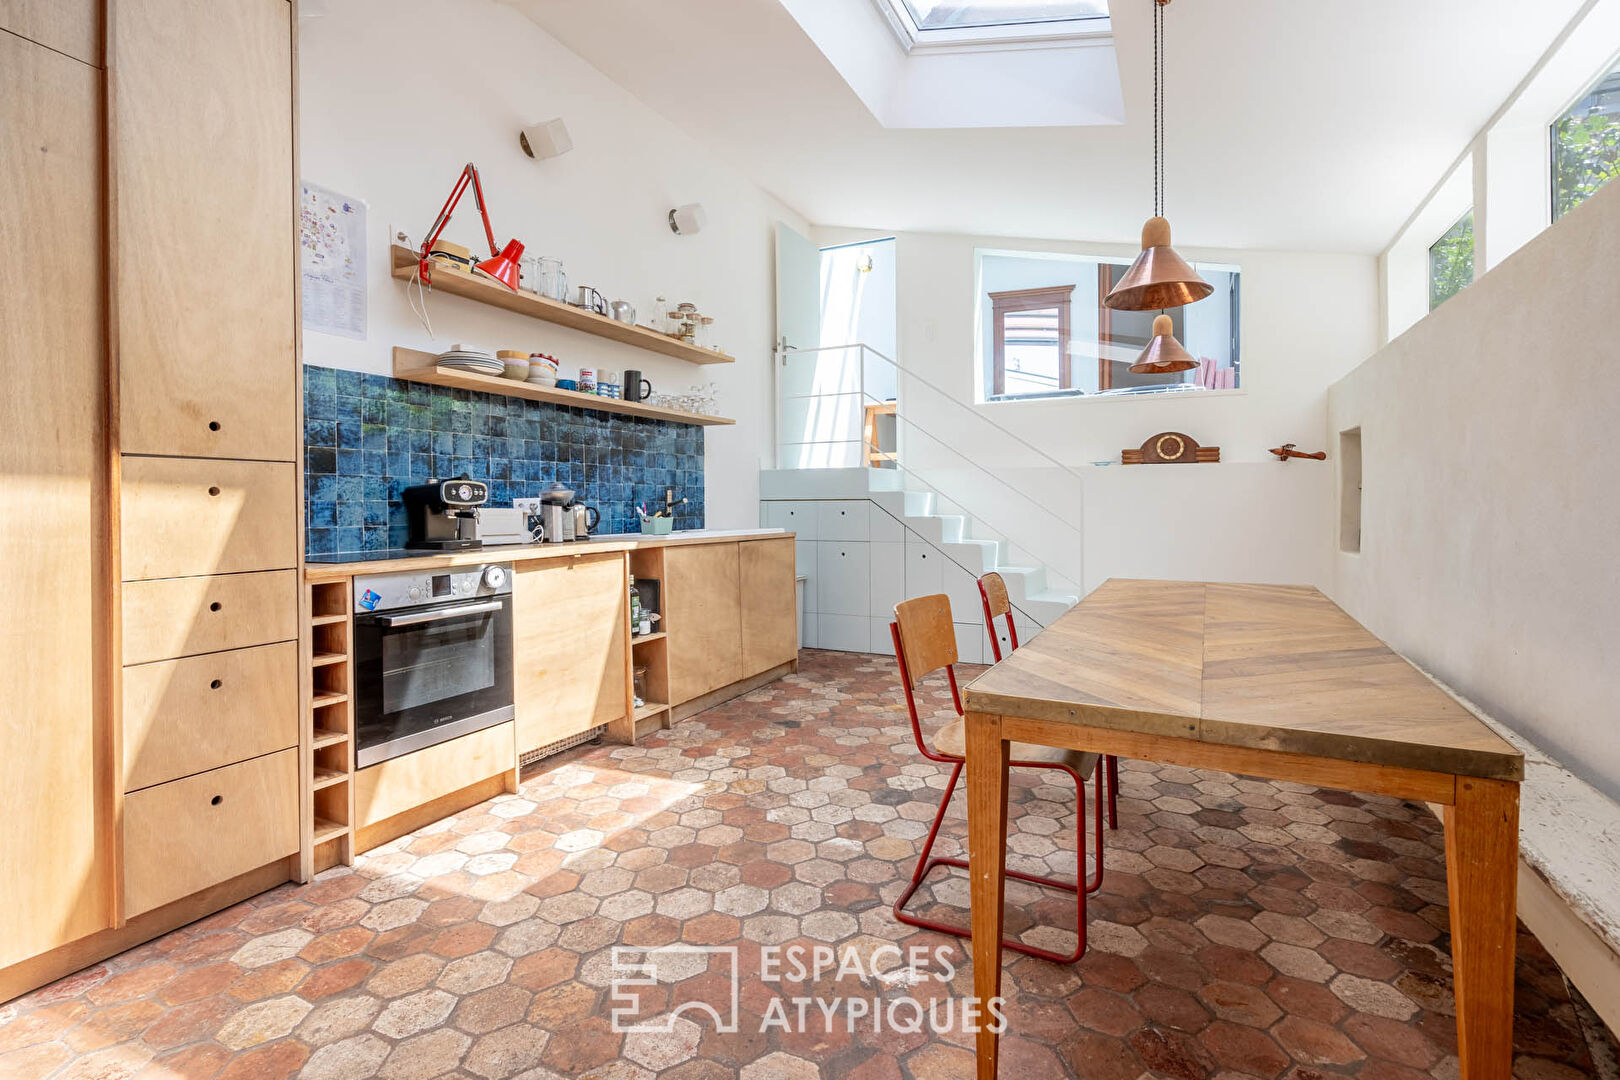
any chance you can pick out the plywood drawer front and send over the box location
[120,457,297,580]
[355,723,514,830]
[123,642,298,792]
[122,570,297,664]
[123,748,298,917]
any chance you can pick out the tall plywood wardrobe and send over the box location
[0,0,306,1000]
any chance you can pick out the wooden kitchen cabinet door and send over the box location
[665,543,743,705]
[0,30,110,969]
[113,0,297,461]
[740,538,799,674]
[513,555,628,755]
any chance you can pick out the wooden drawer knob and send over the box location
[209,601,222,612]
[208,421,221,432]
[209,678,222,690]
[209,794,223,806]
[208,486,221,497]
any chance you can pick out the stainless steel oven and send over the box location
[352,563,514,768]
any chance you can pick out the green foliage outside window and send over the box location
[1428,212,1474,312]
[1552,67,1620,221]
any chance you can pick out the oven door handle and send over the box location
[374,600,505,626]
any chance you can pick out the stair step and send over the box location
[902,491,934,517]
[1018,590,1080,627]
[941,540,997,573]
[865,469,905,492]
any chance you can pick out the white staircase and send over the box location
[760,467,1080,659]
[771,343,1086,656]
[861,471,1078,627]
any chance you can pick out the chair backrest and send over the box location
[890,593,962,760]
[978,572,1020,663]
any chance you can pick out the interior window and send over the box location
[1427,211,1475,311]
[978,251,1240,401]
[990,286,1072,397]
[1551,58,1620,222]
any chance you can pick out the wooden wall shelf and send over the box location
[390,245,735,366]
[392,348,735,427]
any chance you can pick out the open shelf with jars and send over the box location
[390,245,734,366]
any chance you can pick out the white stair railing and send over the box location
[776,343,1088,593]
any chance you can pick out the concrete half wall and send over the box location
[1328,180,1620,799]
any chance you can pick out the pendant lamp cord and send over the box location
[1153,0,1165,219]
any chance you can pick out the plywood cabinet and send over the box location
[1,0,305,1005]
[513,555,628,754]
[666,543,744,705]
[0,27,110,972]
[114,0,297,461]
[740,538,799,675]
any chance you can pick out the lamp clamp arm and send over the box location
[417,162,502,281]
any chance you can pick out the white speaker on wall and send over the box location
[668,203,707,236]
[519,117,573,160]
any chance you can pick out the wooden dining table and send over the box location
[962,579,1524,1080]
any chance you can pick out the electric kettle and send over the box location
[570,503,599,540]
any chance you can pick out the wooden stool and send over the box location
[980,572,1121,829]
[889,593,1104,963]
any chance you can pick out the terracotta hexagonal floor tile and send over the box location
[7,651,1614,1080]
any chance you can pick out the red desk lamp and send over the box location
[417,162,524,290]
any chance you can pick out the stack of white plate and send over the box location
[436,345,503,376]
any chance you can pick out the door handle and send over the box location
[376,600,503,626]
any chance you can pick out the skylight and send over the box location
[877,0,1111,51]
[900,0,1108,31]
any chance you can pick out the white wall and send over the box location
[814,224,1376,593]
[1330,178,1620,799]
[297,0,807,528]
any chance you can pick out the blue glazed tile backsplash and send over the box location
[303,364,704,555]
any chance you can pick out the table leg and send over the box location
[1444,777,1519,1080]
[966,711,1009,1080]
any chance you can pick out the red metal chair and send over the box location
[980,572,1121,830]
[890,593,1104,964]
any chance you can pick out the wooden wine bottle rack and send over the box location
[304,580,356,875]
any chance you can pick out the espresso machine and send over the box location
[402,476,488,550]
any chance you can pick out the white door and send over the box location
[775,221,820,360]
[776,223,855,468]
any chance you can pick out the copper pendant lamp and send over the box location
[1104,0,1212,313]
[1129,314,1198,374]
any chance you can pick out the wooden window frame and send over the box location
[989,285,1074,397]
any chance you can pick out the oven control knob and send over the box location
[409,586,420,600]
[482,566,507,590]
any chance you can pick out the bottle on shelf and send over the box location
[629,574,641,637]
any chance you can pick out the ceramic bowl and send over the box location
[502,361,530,380]
[556,379,578,391]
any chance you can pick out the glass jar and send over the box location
[535,257,566,302]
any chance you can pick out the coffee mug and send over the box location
[624,370,653,402]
